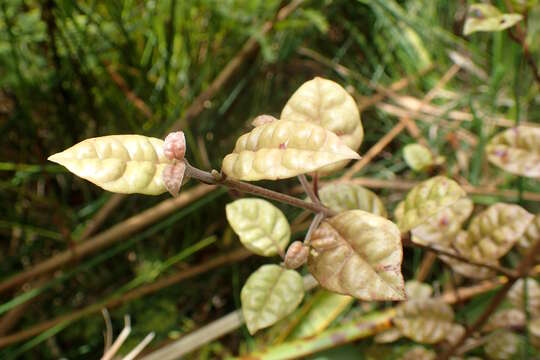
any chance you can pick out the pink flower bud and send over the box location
[284,241,309,269]
[163,131,186,160]
[162,161,186,197]
[251,114,278,127]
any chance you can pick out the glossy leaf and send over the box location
[484,330,521,360]
[464,4,523,36]
[396,176,467,232]
[508,278,540,317]
[455,203,533,261]
[486,126,540,178]
[394,299,455,344]
[241,264,304,334]
[290,289,353,339]
[411,198,473,247]
[403,143,433,171]
[281,77,363,173]
[221,120,360,181]
[405,280,432,300]
[318,183,387,217]
[48,135,172,195]
[308,210,405,301]
[517,214,540,262]
[226,198,290,257]
[399,346,436,360]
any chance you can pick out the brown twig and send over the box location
[298,174,321,205]
[439,239,540,359]
[184,163,336,217]
[402,237,517,278]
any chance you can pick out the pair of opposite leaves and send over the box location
[48,77,364,194]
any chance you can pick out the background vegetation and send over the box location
[0,0,538,358]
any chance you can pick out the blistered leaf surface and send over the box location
[394,299,455,344]
[411,198,473,247]
[308,210,405,301]
[517,214,540,261]
[290,289,353,339]
[48,135,172,195]
[508,278,540,317]
[486,126,540,178]
[397,176,466,232]
[456,203,533,261]
[241,264,304,334]
[464,4,523,35]
[403,143,433,171]
[281,77,363,172]
[221,120,359,180]
[484,330,521,360]
[226,198,290,257]
[484,309,526,332]
[319,183,387,217]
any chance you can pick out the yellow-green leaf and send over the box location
[484,330,521,360]
[290,289,353,339]
[455,203,533,261]
[280,77,363,173]
[411,198,473,247]
[226,198,290,257]
[464,4,523,36]
[221,120,360,181]
[403,143,433,171]
[308,210,405,301]
[318,183,387,217]
[508,278,540,317]
[48,135,172,195]
[396,176,466,232]
[486,125,540,178]
[241,264,304,334]
[394,298,455,344]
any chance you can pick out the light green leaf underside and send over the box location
[241,264,304,334]
[48,135,172,195]
[484,330,522,360]
[319,183,387,217]
[486,125,540,178]
[221,120,359,181]
[281,77,363,173]
[226,198,290,257]
[403,143,433,171]
[464,4,523,35]
[396,176,466,233]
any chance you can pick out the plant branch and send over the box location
[402,237,518,278]
[439,238,540,359]
[298,174,321,205]
[184,162,336,217]
[304,213,325,246]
